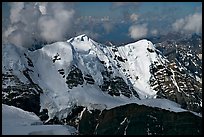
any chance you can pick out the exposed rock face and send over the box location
[37,103,202,135]
[155,34,202,79]
[65,64,139,98]
[66,65,84,89]
[24,53,34,67]
[84,74,95,84]
[151,40,202,113]
[100,75,139,98]
[2,72,41,115]
[176,48,202,78]
[79,103,202,135]
[149,62,202,113]
[39,106,86,129]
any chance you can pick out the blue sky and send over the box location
[76,2,201,18]
[3,2,201,21]
[2,2,202,46]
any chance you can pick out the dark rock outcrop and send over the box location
[2,72,41,115]
[66,65,84,89]
[100,70,139,98]
[149,61,202,113]
[79,103,202,135]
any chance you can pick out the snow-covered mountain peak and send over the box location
[74,34,90,41]
[68,34,92,43]
[2,34,202,123]
[67,34,97,53]
[123,39,156,57]
[128,39,154,48]
[112,39,163,99]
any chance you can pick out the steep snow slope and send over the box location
[2,104,76,135]
[68,34,117,85]
[29,42,72,95]
[68,34,166,99]
[2,44,30,83]
[114,40,167,98]
[24,40,130,119]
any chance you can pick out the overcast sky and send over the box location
[2,2,202,47]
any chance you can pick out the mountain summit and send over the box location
[2,34,202,135]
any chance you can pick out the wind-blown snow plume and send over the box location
[3,2,75,48]
[172,12,202,34]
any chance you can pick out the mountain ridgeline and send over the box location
[2,34,202,135]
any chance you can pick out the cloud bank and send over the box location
[129,24,148,40]
[3,2,75,48]
[128,12,148,40]
[172,12,202,34]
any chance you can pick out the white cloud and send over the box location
[4,2,75,48]
[151,29,158,35]
[129,24,148,40]
[38,16,60,42]
[10,2,24,24]
[38,3,75,42]
[102,21,114,34]
[8,29,34,48]
[130,13,139,22]
[172,18,185,31]
[172,12,202,34]
[3,25,17,39]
